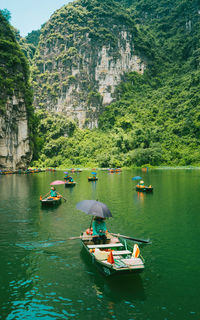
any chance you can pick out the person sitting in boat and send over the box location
[92,217,107,244]
[50,187,57,197]
[139,180,145,188]
[68,176,74,182]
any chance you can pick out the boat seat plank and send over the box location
[87,243,124,249]
[121,258,144,266]
[112,250,131,255]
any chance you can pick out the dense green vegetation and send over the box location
[33,68,200,168]
[0,12,31,111]
[20,29,41,62]
[1,0,198,167]
[31,0,200,167]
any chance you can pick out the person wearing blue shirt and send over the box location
[92,217,107,244]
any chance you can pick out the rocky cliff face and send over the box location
[0,96,31,169]
[0,12,32,169]
[32,0,145,128]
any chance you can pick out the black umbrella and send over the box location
[76,200,112,218]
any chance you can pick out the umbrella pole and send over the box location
[90,216,94,229]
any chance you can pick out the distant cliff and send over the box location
[31,0,145,128]
[0,12,33,169]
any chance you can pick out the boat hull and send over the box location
[81,237,144,277]
[40,197,61,206]
[88,177,98,181]
[65,182,76,187]
[136,186,153,192]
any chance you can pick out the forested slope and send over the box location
[31,0,200,168]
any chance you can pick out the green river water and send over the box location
[0,169,199,320]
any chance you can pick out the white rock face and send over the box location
[0,96,31,169]
[33,28,145,128]
[95,34,145,105]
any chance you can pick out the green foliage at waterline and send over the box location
[32,110,117,168]
[32,69,200,168]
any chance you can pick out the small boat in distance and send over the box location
[88,172,98,181]
[88,177,98,181]
[81,231,144,276]
[65,181,76,187]
[40,195,62,206]
[136,180,153,193]
[108,168,122,173]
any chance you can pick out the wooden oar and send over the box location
[68,235,99,240]
[41,191,50,200]
[68,236,82,240]
[57,192,67,202]
[65,233,150,243]
[110,233,150,244]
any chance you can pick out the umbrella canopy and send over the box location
[50,180,65,185]
[132,176,143,180]
[76,200,112,218]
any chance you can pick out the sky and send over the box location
[0,0,71,37]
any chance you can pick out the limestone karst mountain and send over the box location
[31,0,145,128]
[30,0,200,168]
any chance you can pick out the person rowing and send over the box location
[50,186,57,197]
[92,217,107,244]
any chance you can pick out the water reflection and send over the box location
[1,169,200,319]
[90,181,97,199]
[40,203,61,211]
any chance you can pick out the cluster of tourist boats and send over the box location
[40,170,153,207]
[0,168,44,175]
[38,169,151,276]
[1,166,151,276]
[108,168,122,173]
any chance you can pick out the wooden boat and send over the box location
[136,185,153,192]
[88,177,98,181]
[65,181,76,187]
[81,231,144,276]
[108,168,122,173]
[40,195,62,206]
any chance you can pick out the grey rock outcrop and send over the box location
[0,96,31,169]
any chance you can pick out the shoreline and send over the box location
[1,165,200,172]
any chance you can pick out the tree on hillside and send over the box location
[0,9,11,22]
